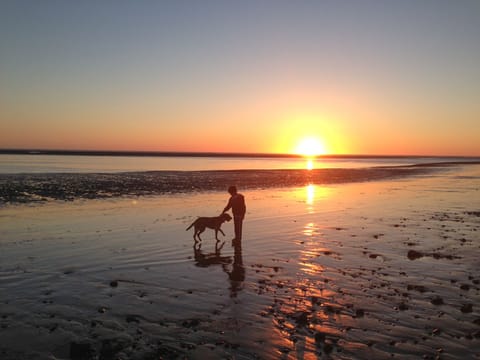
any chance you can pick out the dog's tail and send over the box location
[186,221,195,231]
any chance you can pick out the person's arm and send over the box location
[223,197,232,213]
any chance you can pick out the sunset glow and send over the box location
[294,137,328,157]
[0,2,479,156]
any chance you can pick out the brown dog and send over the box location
[186,213,232,242]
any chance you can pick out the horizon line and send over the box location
[0,148,479,159]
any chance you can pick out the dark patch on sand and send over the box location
[407,250,462,261]
[0,166,436,204]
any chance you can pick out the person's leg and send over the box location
[234,216,243,240]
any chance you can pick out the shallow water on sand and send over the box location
[1,154,468,173]
[0,165,479,359]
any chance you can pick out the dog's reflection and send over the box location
[193,241,231,267]
[192,240,245,297]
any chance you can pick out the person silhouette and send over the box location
[222,185,246,245]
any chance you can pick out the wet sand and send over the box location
[0,164,479,359]
[0,165,441,204]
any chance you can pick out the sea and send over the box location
[0,153,478,174]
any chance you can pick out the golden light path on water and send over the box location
[306,159,314,170]
[264,181,355,357]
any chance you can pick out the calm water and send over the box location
[0,154,476,174]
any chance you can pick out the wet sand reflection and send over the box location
[193,240,245,298]
[193,241,231,267]
[223,242,245,297]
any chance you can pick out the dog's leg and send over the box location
[197,229,204,242]
[218,228,225,237]
[215,240,225,253]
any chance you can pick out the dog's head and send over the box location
[221,213,232,222]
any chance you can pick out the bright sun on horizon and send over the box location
[294,137,328,157]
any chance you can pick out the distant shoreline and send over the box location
[0,165,457,204]
[1,149,479,160]
[1,162,479,205]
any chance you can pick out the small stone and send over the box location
[407,250,423,260]
[407,284,427,293]
[182,319,200,328]
[110,280,118,287]
[70,342,93,360]
[355,309,365,317]
[324,343,333,354]
[126,315,139,323]
[431,296,444,306]
[461,304,473,313]
[314,332,326,343]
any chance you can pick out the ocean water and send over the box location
[0,154,477,174]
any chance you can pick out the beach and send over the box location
[1,163,479,359]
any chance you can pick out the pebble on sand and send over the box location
[431,296,444,306]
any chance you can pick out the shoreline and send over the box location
[2,160,480,205]
[0,164,446,205]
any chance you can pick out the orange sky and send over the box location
[1,2,479,156]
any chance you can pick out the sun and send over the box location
[294,137,327,157]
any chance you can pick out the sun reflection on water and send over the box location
[306,158,314,170]
[306,184,315,205]
[261,183,352,356]
[303,222,315,237]
[302,184,332,213]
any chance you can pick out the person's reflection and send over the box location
[222,240,245,297]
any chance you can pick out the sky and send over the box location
[1,0,479,156]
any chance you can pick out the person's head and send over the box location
[228,185,237,195]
